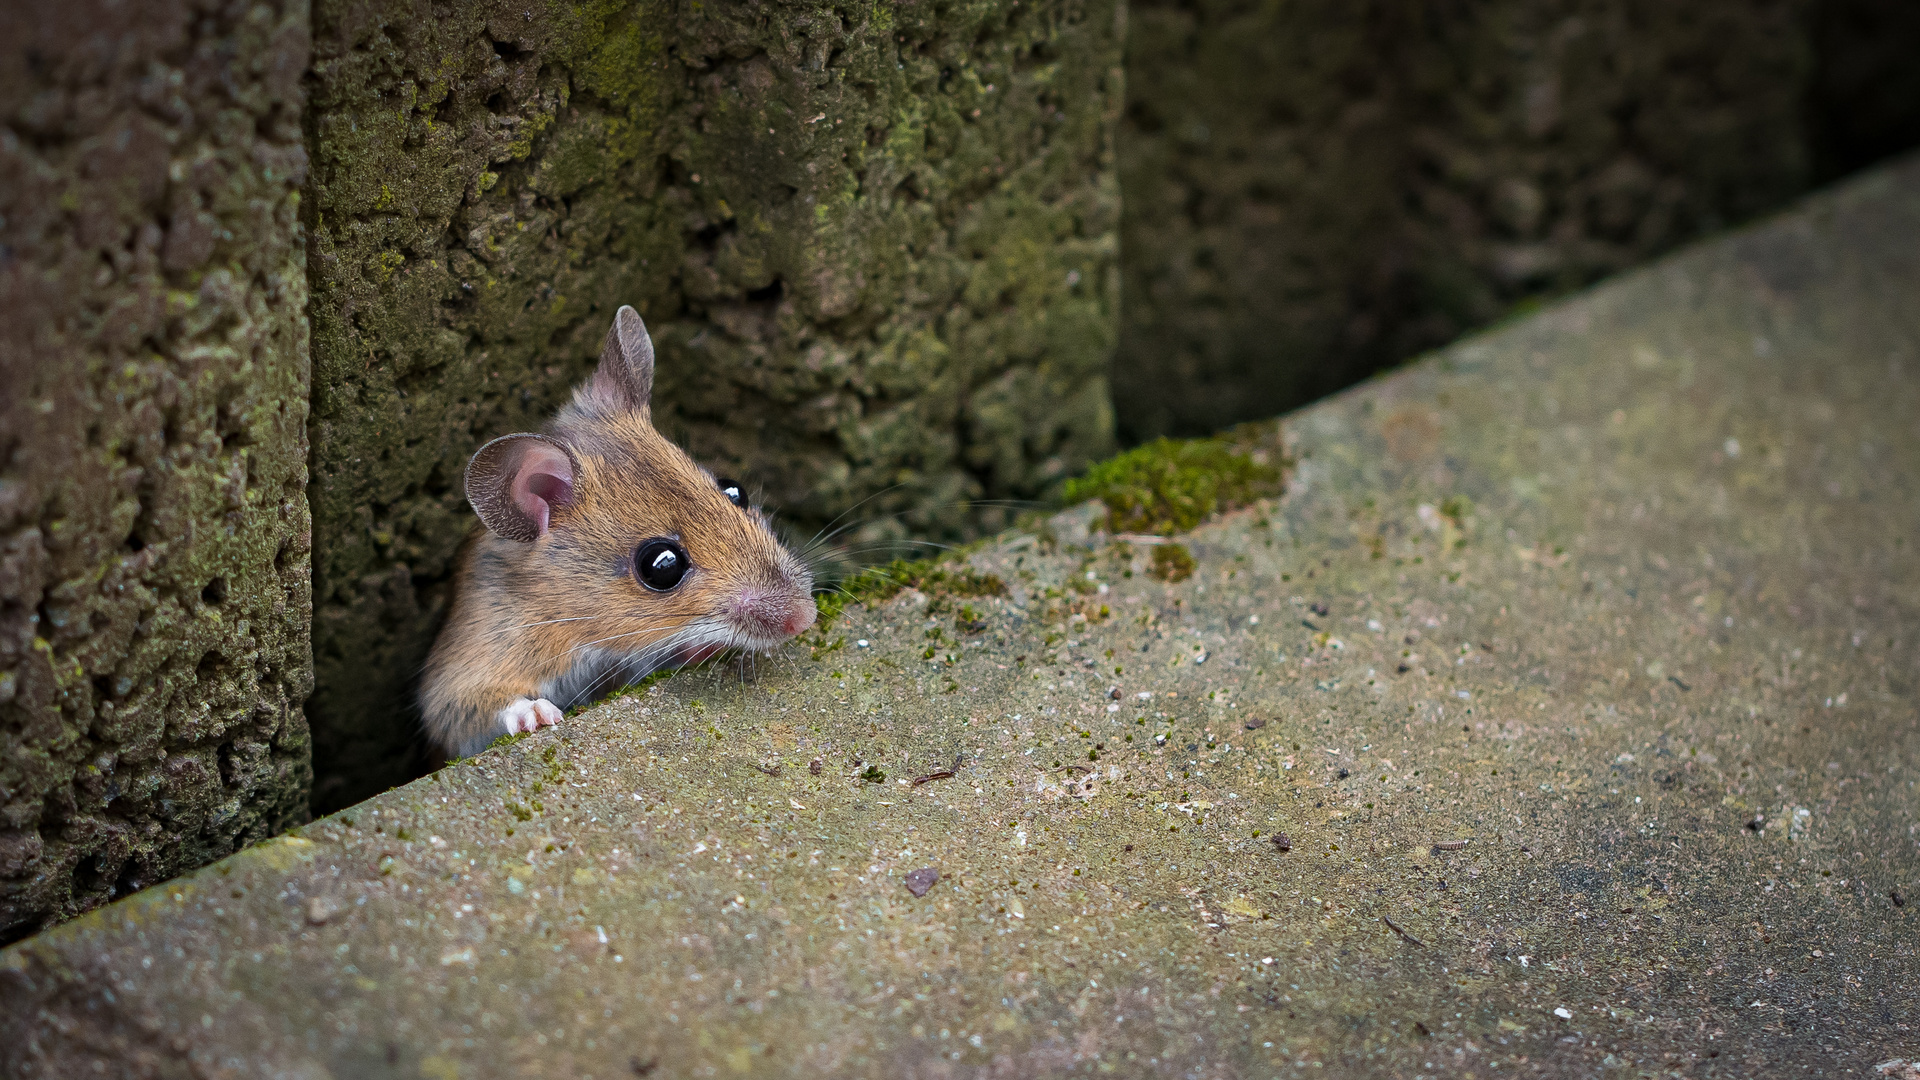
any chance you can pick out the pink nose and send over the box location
[733,591,816,639]
[782,596,817,636]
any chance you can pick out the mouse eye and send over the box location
[633,538,690,591]
[715,477,744,507]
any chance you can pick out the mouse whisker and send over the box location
[557,622,696,662]
[798,482,914,552]
[788,497,1045,563]
[791,508,943,562]
[549,625,694,671]
[493,615,616,633]
[565,665,628,712]
[799,548,963,597]
[561,626,700,709]
[555,621,690,654]
[481,613,681,645]
[808,538,958,561]
[599,618,719,669]
[569,651,655,709]
[801,538,958,573]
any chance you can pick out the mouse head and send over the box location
[464,306,816,659]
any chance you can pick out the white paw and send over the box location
[498,697,563,736]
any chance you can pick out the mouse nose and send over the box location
[781,595,817,636]
[730,588,816,641]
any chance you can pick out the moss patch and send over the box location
[1063,436,1283,535]
[816,558,1008,626]
[1147,543,1196,582]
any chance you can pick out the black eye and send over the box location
[634,538,689,591]
[715,477,744,507]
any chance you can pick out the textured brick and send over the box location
[0,0,313,940]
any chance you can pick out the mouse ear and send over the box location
[589,305,655,414]
[465,434,577,542]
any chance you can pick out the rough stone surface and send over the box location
[1116,0,1822,441]
[0,3,314,941]
[305,0,1124,810]
[7,158,1918,1077]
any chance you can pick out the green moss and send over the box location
[1148,543,1196,583]
[481,731,531,755]
[816,558,1009,626]
[1063,437,1283,535]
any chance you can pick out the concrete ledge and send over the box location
[6,158,1918,1077]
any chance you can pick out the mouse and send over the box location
[418,305,817,759]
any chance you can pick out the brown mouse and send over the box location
[418,306,816,758]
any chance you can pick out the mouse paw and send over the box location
[498,697,563,736]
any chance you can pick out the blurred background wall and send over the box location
[1115,0,1920,440]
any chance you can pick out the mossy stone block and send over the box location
[304,0,1122,810]
[0,1,314,940]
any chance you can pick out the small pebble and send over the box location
[904,867,940,897]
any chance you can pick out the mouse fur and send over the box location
[419,306,816,758]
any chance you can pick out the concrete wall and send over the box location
[0,1,314,941]
[303,0,1125,809]
[1115,0,1820,440]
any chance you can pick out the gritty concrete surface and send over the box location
[0,1,314,941]
[304,0,1123,810]
[5,158,1918,1078]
